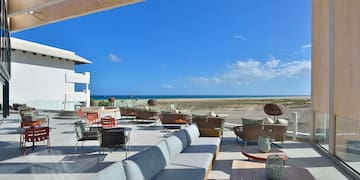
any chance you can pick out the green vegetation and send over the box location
[98,100,110,106]
[90,98,97,106]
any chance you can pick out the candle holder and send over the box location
[258,135,271,153]
[265,154,285,180]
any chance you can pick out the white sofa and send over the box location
[93,124,220,180]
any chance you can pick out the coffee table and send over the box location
[230,160,315,180]
[241,145,288,163]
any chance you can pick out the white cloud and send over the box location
[234,35,246,40]
[161,84,174,89]
[301,44,311,49]
[107,53,121,63]
[188,57,311,85]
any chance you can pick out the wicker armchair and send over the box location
[192,116,225,137]
[135,109,160,120]
[233,124,287,145]
[119,107,136,117]
[160,112,192,124]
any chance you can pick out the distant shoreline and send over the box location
[91,95,310,101]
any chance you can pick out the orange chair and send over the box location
[77,109,84,119]
[21,120,41,128]
[22,127,50,156]
[19,120,42,149]
[86,112,99,125]
[101,117,117,128]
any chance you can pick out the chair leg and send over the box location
[22,142,26,156]
[75,141,79,151]
[47,139,51,152]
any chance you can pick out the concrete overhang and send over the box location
[11,37,92,64]
[8,0,144,32]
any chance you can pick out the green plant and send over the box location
[90,98,97,106]
[98,100,110,106]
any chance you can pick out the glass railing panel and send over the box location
[287,109,313,137]
[314,111,329,150]
[335,115,360,174]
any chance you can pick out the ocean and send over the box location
[91,95,307,100]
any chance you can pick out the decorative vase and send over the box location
[265,154,285,180]
[147,99,157,106]
[257,135,271,153]
[108,97,115,107]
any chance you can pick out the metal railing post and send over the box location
[291,112,298,140]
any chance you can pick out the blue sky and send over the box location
[12,0,311,96]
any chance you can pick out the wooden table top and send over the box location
[241,145,288,162]
[231,160,315,180]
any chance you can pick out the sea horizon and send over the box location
[91,95,310,100]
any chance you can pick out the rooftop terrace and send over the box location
[0,112,351,179]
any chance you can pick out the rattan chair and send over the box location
[192,116,225,137]
[233,124,287,145]
[159,112,192,124]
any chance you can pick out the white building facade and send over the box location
[7,38,91,110]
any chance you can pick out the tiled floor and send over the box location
[0,112,353,179]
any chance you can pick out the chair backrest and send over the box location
[77,109,84,118]
[101,117,117,128]
[24,127,49,143]
[21,120,41,128]
[208,117,225,128]
[100,128,127,147]
[74,121,86,140]
[87,112,99,124]
[20,109,38,121]
[160,113,192,124]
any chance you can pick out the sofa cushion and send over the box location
[171,153,213,170]
[91,161,126,180]
[173,130,188,149]
[153,164,205,180]
[165,135,185,159]
[242,118,264,125]
[184,124,200,145]
[190,137,220,146]
[123,146,167,180]
[263,116,274,124]
[183,137,220,155]
[275,118,288,126]
[156,140,170,164]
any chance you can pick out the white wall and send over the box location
[10,50,76,110]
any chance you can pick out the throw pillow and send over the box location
[263,116,274,124]
[241,118,264,125]
[144,105,150,111]
[208,111,217,117]
[276,119,288,126]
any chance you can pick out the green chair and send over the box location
[74,121,99,151]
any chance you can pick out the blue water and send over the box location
[91,95,307,100]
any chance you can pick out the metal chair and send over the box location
[22,127,50,156]
[100,117,117,128]
[74,121,99,151]
[86,112,99,125]
[99,127,131,157]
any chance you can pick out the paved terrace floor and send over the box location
[0,112,351,180]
